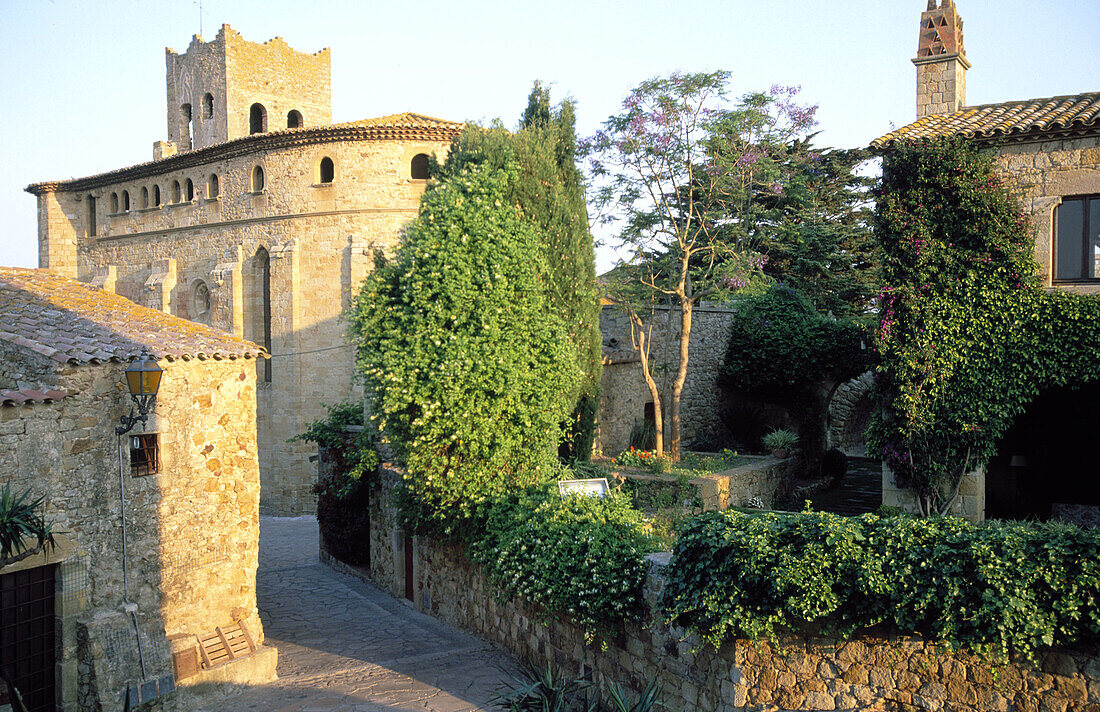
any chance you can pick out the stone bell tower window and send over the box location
[250,103,267,134]
[410,153,429,180]
[287,110,303,129]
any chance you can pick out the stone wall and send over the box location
[35,133,451,515]
[881,463,985,523]
[0,356,268,711]
[597,304,737,456]
[827,371,875,453]
[356,468,1100,712]
[993,136,1100,290]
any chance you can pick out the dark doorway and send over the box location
[403,536,414,602]
[0,564,56,712]
[988,382,1100,521]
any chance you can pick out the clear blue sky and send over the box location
[1,0,1097,271]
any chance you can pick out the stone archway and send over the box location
[827,371,875,454]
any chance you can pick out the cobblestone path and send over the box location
[206,516,518,711]
[810,456,883,516]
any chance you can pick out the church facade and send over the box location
[27,25,462,514]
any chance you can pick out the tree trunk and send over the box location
[669,298,692,461]
[630,311,664,456]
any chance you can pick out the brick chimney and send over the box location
[913,0,970,118]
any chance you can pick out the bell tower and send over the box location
[912,0,970,119]
[159,24,331,157]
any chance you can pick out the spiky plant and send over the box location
[0,483,55,568]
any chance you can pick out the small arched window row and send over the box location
[201,93,214,120]
[410,153,429,180]
[206,174,220,199]
[287,110,303,129]
[109,192,119,214]
[141,187,149,210]
[121,190,130,213]
[184,178,194,203]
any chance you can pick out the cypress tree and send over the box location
[440,82,602,461]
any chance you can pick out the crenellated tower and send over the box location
[159,24,331,157]
[912,0,970,118]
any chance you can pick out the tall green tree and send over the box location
[439,82,602,462]
[586,72,818,459]
[755,143,879,318]
[351,161,579,535]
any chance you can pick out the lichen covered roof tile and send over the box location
[0,267,265,364]
[872,92,1100,148]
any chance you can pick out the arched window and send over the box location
[251,165,265,193]
[181,103,193,150]
[201,93,214,120]
[248,248,273,383]
[153,184,161,207]
[287,110,303,129]
[318,156,334,184]
[171,180,181,204]
[185,178,194,202]
[191,280,211,324]
[121,190,130,212]
[249,103,267,134]
[141,187,149,209]
[410,153,429,180]
[110,193,119,213]
[207,174,220,199]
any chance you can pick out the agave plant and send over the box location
[0,483,55,569]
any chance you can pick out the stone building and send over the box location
[873,0,1100,521]
[0,267,273,712]
[596,303,737,456]
[26,25,462,515]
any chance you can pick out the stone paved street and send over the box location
[201,516,518,711]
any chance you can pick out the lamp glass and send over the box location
[124,353,163,397]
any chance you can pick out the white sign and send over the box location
[558,478,610,499]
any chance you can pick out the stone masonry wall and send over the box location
[359,468,1100,712]
[597,304,736,456]
[827,371,875,452]
[38,135,450,515]
[994,136,1100,290]
[0,356,266,711]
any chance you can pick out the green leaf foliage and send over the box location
[867,138,1100,511]
[440,82,602,462]
[472,485,657,637]
[0,483,54,567]
[722,285,869,396]
[350,162,580,535]
[660,509,1100,661]
[756,144,880,318]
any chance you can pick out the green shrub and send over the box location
[472,484,657,637]
[660,509,1100,661]
[351,162,580,536]
[293,402,380,566]
[0,483,54,567]
[762,428,799,453]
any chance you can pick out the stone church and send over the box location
[27,25,462,515]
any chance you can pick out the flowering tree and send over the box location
[586,71,818,459]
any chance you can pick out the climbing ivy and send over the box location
[867,138,1100,514]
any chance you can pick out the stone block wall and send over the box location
[882,463,985,522]
[0,356,267,711]
[993,136,1100,289]
[357,468,1100,712]
[827,371,875,452]
[34,133,451,515]
[597,304,737,456]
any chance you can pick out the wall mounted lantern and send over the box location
[117,347,162,436]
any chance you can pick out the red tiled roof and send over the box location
[0,389,69,406]
[873,92,1100,148]
[26,112,463,195]
[0,267,265,364]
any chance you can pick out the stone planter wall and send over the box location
[619,455,796,512]
[342,465,1100,712]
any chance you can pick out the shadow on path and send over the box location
[206,516,518,712]
[811,457,883,516]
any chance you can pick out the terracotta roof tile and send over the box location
[0,267,265,364]
[0,389,69,406]
[872,92,1100,148]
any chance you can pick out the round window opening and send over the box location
[192,281,211,324]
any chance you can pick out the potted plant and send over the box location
[762,428,799,459]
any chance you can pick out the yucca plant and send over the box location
[0,483,55,569]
